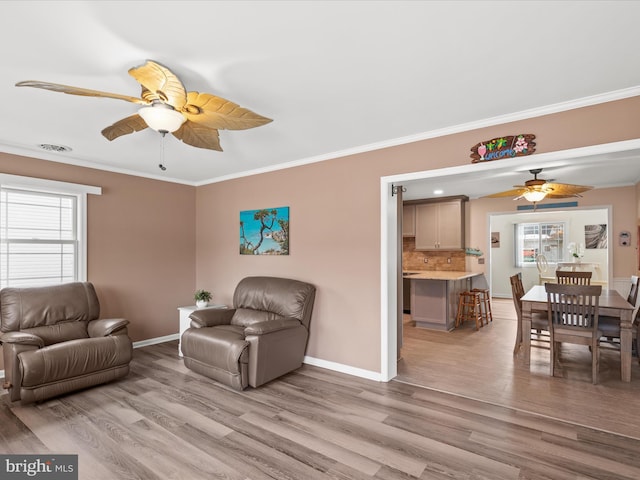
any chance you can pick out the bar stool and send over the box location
[471,287,493,326]
[456,291,483,330]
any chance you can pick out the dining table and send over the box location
[518,284,635,382]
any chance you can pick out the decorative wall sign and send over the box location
[470,134,536,163]
[240,206,289,255]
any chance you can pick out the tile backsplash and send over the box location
[403,237,465,271]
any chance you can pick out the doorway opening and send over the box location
[380,139,640,381]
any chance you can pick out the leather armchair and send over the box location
[0,282,133,404]
[181,276,316,390]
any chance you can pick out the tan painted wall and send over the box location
[0,153,196,371]
[0,96,638,376]
[196,96,640,374]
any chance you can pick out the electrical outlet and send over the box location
[423,258,428,263]
[447,258,451,264]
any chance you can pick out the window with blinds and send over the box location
[515,221,566,267]
[0,188,78,288]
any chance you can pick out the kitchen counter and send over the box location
[403,270,480,281]
[404,270,483,331]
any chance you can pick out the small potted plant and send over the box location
[194,289,212,308]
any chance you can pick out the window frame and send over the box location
[0,174,101,287]
[514,220,567,268]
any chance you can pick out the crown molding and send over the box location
[2,86,638,187]
[196,86,640,186]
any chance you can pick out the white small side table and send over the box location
[177,304,227,356]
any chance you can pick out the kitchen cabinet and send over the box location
[414,199,465,250]
[402,205,415,236]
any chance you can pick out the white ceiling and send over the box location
[1,1,639,193]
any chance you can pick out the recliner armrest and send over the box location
[0,331,44,348]
[189,308,235,328]
[88,318,129,337]
[244,318,301,335]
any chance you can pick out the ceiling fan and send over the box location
[15,60,272,152]
[483,168,593,203]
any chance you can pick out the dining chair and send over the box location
[545,283,602,384]
[536,254,555,284]
[599,275,639,351]
[556,270,592,285]
[510,273,548,355]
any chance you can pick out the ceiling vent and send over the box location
[38,143,72,153]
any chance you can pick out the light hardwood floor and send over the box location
[397,297,640,440]
[2,334,640,479]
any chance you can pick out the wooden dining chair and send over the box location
[545,283,602,384]
[599,275,639,350]
[556,270,592,285]
[510,273,548,355]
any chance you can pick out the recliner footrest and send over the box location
[19,336,132,387]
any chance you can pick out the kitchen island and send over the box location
[405,270,483,331]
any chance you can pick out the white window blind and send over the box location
[1,188,78,288]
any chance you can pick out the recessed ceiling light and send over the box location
[38,143,72,153]
[433,189,444,195]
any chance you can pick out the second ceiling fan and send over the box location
[483,168,593,203]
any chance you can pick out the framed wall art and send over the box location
[239,206,289,255]
[584,224,607,249]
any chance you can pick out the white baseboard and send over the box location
[303,355,383,382]
[133,335,385,382]
[132,333,179,349]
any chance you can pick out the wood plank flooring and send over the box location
[2,338,640,479]
[397,297,640,440]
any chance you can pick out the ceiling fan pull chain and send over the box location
[159,132,167,171]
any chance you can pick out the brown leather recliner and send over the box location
[0,282,133,404]
[181,276,316,390]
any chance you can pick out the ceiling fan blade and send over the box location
[128,60,187,110]
[172,120,222,151]
[543,193,583,199]
[483,188,528,198]
[101,114,149,141]
[182,91,272,130]
[543,183,593,196]
[15,80,147,104]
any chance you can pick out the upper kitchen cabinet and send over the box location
[403,204,416,236]
[413,197,467,250]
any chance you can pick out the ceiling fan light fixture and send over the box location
[522,190,548,202]
[138,103,185,133]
